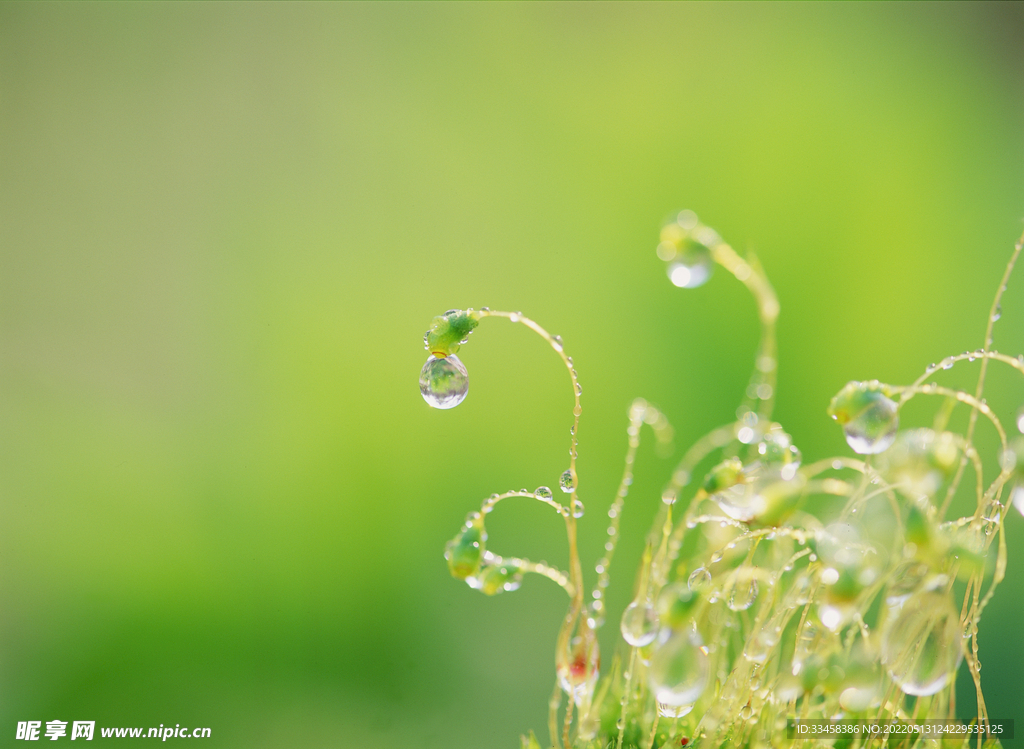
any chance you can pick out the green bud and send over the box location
[472,561,523,595]
[445,515,486,580]
[425,308,481,358]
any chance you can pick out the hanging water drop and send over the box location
[559,469,576,493]
[755,426,802,478]
[535,486,553,499]
[620,599,659,647]
[648,630,710,712]
[660,219,714,288]
[827,381,899,454]
[993,305,1002,322]
[727,577,759,611]
[573,501,585,519]
[881,589,963,696]
[419,355,469,409]
[688,567,712,592]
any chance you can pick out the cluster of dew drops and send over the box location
[418,216,1024,747]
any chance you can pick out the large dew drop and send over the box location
[827,381,899,455]
[420,354,469,409]
[711,464,805,526]
[876,429,960,502]
[658,216,715,289]
[881,590,963,696]
[620,599,659,647]
[648,630,709,714]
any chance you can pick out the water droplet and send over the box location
[676,209,698,229]
[881,590,962,696]
[419,355,469,409]
[649,630,709,710]
[573,501,585,519]
[743,623,781,664]
[712,464,804,524]
[941,357,954,370]
[688,567,712,591]
[509,311,522,323]
[667,257,713,289]
[559,469,576,493]
[535,486,552,499]
[756,427,802,473]
[552,335,563,352]
[727,577,759,611]
[620,599,659,647]
[827,381,899,454]
[876,428,960,501]
[992,305,1002,322]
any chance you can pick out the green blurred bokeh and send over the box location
[2,3,1023,747]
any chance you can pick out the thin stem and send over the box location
[939,232,1024,517]
[480,310,584,595]
[478,309,587,746]
[482,490,569,518]
[711,243,780,423]
[591,400,672,624]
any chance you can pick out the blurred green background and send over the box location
[2,3,1023,747]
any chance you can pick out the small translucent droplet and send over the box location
[535,486,552,499]
[881,590,962,696]
[620,599,659,647]
[559,469,575,493]
[420,355,469,409]
[688,567,711,591]
[992,305,1002,322]
[552,335,564,352]
[573,501,585,519]
[941,357,954,370]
